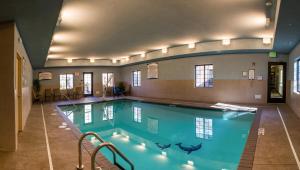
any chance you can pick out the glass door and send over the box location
[267,62,286,103]
[83,72,93,96]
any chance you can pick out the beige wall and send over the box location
[14,25,33,131]
[34,67,121,98]
[0,22,32,151]
[287,43,300,117]
[121,53,288,104]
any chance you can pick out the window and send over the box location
[297,59,300,92]
[83,73,93,95]
[195,117,213,139]
[63,111,74,123]
[84,104,92,124]
[103,105,114,120]
[102,73,114,87]
[132,70,141,87]
[195,65,214,87]
[60,74,74,90]
[133,107,142,123]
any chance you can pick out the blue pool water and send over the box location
[59,100,255,170]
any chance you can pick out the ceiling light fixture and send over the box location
[67,58,73,63]
[188,43,196,49]
[90,58,95,63]
[162,47,168,54]
[125,57,130,61]
[112,59,117,63]
[141,52,146,58]
[263,37,272,44]
[222,39,231,46]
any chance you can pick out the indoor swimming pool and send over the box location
[59,100,256,170]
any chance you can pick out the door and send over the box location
[267,62,286,103]
[16,54,23,131]
[83,72,93,96]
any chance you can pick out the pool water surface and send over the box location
[59,100,255,170]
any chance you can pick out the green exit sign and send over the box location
[269,51,277,58]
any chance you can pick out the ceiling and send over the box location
[273,0,300,53]
[48,0,275,60]
[0,0,63,67]
[1,0,300,68]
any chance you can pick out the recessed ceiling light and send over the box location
[49,46,67,53]
[266,1,272,6]
[188,43,196,49]
[67,58,72,63]
[222,39,231,46]
[53,33,64,42]
[112,59,117,63]
[141,52,146,58]
[90,58,95,63]
[265,18,271,26]
[162,47,168,54]
[263,37,272,44]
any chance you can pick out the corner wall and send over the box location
[0,22,17,151]
[121,53,288,104]
[287,43,300,117]
[0,22,33,151]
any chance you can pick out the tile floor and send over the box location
[0,96,299,170]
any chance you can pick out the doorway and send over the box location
[267,62,286,103]
[16,54,23,131]
[83,72,93,96]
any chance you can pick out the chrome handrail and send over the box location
[77,132,116,170]
[91,142,134,170]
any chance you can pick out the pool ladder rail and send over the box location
[77,132,134,170]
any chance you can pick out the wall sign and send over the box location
[242,71,248,77]
[147,63,158,79]
[248,69,255,80]
[39,72,52,80]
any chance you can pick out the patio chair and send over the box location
[53,88,61,101]
[74,86,83,99]
[44,88,53,102]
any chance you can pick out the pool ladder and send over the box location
[77,132,134,170]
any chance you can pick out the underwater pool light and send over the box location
[187,160,194,166]
[91,136,97,143]
[112,132,118,136]
[141,142,146,147]
[161,151,167,157]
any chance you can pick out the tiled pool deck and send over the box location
[0,96,299,170]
